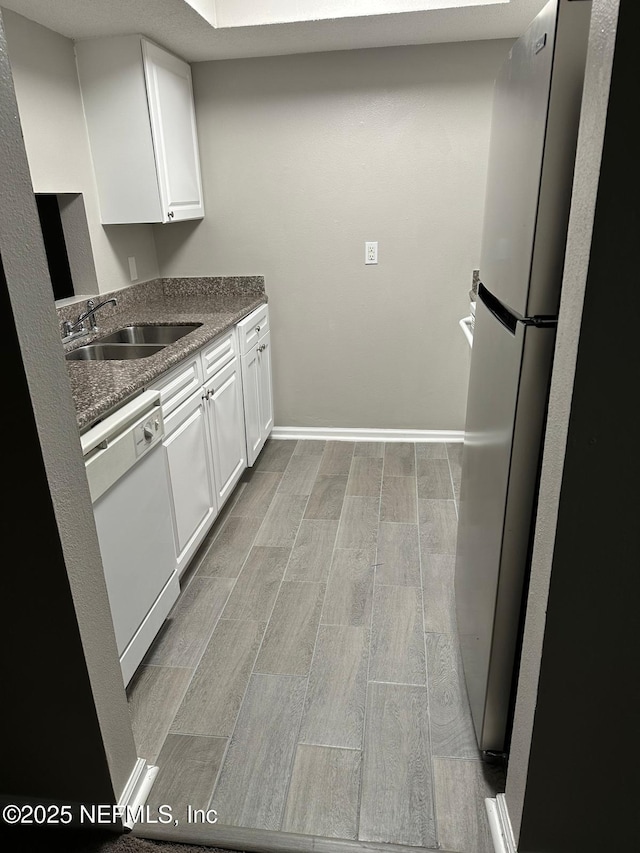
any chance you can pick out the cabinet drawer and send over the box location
[163,384,203,437]
[201,329,236,379]
[237,304,269,355]
[150,356,203,419]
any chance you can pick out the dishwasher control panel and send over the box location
[134,411,163,458]
[85,402,165,503]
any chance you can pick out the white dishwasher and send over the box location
[82,390,179,686]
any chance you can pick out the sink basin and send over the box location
[66,343,166,361]
[97,323,202,345]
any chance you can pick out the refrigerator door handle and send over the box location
[479,284,519,334]
[479,283,558,330]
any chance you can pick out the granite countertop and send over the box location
[62,276,267,432]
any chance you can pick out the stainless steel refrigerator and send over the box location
[455,0,592,755]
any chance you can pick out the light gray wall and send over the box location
[156,41,511,430]
[2,8,159,295]
[0,7,138,804]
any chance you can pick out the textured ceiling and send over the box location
[1,0,548,61]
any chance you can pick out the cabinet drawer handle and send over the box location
[167,210,175,219]
[255,325,261,333]
[257,344,266,353]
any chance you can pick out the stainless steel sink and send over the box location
[66,343,166,361]
[97,323,202,345]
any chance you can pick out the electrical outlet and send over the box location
[128,256,138,282]
[365,241,378,265]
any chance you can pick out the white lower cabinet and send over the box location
[241,342,262,466]
[150,306,273,575]
[163,389,217,573]
[258,330,274,442]
[204,356,246,506]
[238,308,274,466]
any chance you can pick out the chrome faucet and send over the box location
[61,297,118,342]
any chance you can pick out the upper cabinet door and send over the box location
[76,35,204,225]
[142,40,205,223]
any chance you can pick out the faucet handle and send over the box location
[86,298,98,331]
[61,318,86,342]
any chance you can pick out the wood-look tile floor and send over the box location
[128,439,504,853]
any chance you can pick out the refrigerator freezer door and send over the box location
[479,0,591,318]
[455,294,556,752]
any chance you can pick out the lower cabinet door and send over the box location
[163,392,217,565]
[258,330,274,440]
[205,356,247,506]
[241,345,263,466]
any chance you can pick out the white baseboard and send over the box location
[271,426,463,443]
[486,794,517,853]
[118,757,159,829]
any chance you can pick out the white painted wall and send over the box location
[0,7,139,803]
[156,41,511,430]
[2,8,159,295]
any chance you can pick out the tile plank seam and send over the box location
[168,618,267,740]
[284,519,341,583]
[210,443,321,826]
[182,479,249,579]
[143,575,236,674]
[295,742,362,752]
[173,482,273,670]
[195,516,265,581]
[417,443,440,847]
[206,554,297,807]
[280,442,355,830]
[208,673,308,829]
[162,472,282,805]
[127,665,194,765]
[185,475,262,583]
[146,578,235,790]
[356,437,385,841]
[278,440,353,821]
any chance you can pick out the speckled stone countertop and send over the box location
[61,277,267,432]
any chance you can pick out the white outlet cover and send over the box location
[365,241,378,265]
[128,256,138,281]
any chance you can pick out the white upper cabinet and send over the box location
[142,40,204,222]
[76,35,204,225]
